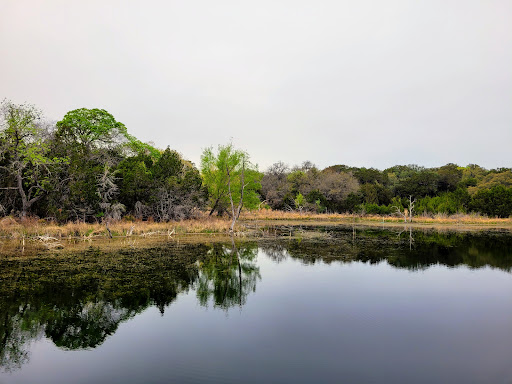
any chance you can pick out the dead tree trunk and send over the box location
[392,205,408,222]
[408,195,416,223]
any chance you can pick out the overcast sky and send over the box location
[1,0,511,171]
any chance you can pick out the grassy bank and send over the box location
[240,210,512,227]
[0,211,511,256]
[0,215,230,240]
[0,210,511,244]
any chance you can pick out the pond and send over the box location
[1,226,512,383]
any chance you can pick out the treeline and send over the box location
[0,101,205,222]
[1,100,512,221]
[260,161,512,218]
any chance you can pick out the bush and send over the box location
[470,186,512,218]
[363,203,391,215]
[415,188,470,215]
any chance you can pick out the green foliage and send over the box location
[56,108,129,151]
[294,192,305,211]
[416,188,470,215]
[0,100,68,217]
[360,183,378,204]
[343,192,363,212]
[262,165,359,213]
[5,102,512,221]
[200,143,262,216]
[468,171,512,196]
[353,167,388,185]
[470,186,512,218]
[153,147,183,181]
[116,154,154,211]
[0,103,204,221]
[459,177,477,188]
[437,163,462,192]
[117,148,204,221]
[124,133,161,158]
[461,164,487,184]
[390,196,405,210]
[395,168,439,198]
[287,170,307,195]
[305,189,327,212]
[362,203,391,215]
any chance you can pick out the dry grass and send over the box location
[1,210,511,244]
[0,215,231,240]
[240,209,512,227]
[240,210,355,221]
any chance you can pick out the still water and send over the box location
[1,227,512,383]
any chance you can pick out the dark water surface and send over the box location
[1,227,512,383]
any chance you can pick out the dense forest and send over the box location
[1,100,512,221]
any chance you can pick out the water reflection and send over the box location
[0,241,261,371]
[1,227,512,373]
[263,226,512,271]
[196,239,261,309]
[0,244,206,371]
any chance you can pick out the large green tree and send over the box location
[436,163,463,192]
[54,108,135,221]
[201,143,261,230]
[55,108,129,151]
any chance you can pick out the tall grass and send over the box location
[240,209,512,226]
[0,215,230,239]
[0,209,510,241]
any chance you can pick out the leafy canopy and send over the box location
[200,143,261,215]
[56,108,159,157]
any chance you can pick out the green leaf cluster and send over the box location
[200,143,262,216]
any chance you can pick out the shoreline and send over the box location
[0,213,511,255]
[1,213,511,239]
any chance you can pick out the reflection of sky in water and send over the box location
[4,246,512,384]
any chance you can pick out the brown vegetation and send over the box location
[0,214,230,240]
[0,210,511,249]
[240,209,512,227]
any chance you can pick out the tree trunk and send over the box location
[209,198,220,216]
[227,161,246,233]
[16,169,43,219]
[16,170,29,218]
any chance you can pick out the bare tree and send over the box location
[392,205,408,222]
[261,162,291,210]
[314,171,359,206]
[392,195,416,222]
[97,165,125,237]
[408,195,416,222]
[267,161,289,177]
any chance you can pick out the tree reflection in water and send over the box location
[0,241,260,371]
[1,227,512,372]
[260,226,512,272]
[196,238,261,310]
